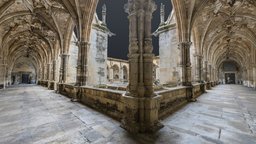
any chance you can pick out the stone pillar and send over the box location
[195,55,202,82]
[212,68,216,83]
[59,54,69,83]
[248,66,253,87]
[47,63,52,80]
[47,63,52,88]
[76,41,90,86]
[44,64,48,80]
[242,68,247,86]
[38,67,42,81]
[253,66,256,89]
[178,42,192,86]
[52,60,57,81]
[52,60,57,90]
[208,64,212,82]
[109,68,113,82]
[120,66,124,82]
[121,0,163,133]
[1,64,7,89]
[203,61,208,82]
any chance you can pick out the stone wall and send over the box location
[67,33,78,84]
[58,84,124,120]
[53,82,208,121]
[11,57,37,84]
[87,24,109,86]
[158,87,188,119]
[193,83,205,98]
[38,80,48,87]
[158,27,180,85]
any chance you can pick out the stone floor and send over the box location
[0,85,256,144]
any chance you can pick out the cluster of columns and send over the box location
[121,0,163,133]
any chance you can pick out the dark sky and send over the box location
[96,0,172,60]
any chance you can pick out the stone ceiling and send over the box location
[0,0,98,72]
[192,0,256,69]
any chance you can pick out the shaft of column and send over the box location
[178,42,192,86]
[204,61,208,82]
[122,0,163,133]
[59,54,69,83]
[76,41,90,86]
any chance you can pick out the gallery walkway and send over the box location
[0,85,255,144]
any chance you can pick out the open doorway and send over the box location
[225,73,236,84]
[22,74,30,84]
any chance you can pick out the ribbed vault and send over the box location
[0,0,99,83]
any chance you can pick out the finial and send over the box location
[102,4,107,25]
[160,3,165,25]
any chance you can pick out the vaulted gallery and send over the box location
[0,0,256,143]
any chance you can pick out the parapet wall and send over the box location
[38,81,215,121]
[58,83,124,121]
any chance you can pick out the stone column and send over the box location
[1,64,7,89]
[212,67,216,83]
[208,64,212,82]
[76,41,90,86]
[253,66,256,88]
[195,55,202,82]
[121,0,163,133]
[248,66,253,87]
[178,42,192,86]
[242,68,247,86]
[44,64,48,80]
[109,68,113,82]
[59,54,69,83]
[203,61,208,82]
[47,63,52,88]
[51,60,57,90]
[52,60,57,81]
[120,66,124,82]
[47,63,52,81]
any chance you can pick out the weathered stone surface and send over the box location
[1,84,256,143]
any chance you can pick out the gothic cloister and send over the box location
[0,0,256,143]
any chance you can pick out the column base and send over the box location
[121,94,163,133]
[71,86,80,102]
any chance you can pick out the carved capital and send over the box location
[76,41,90,48]
[129,40,139,54]
[144,39,153,54]
[178,41,192,49]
